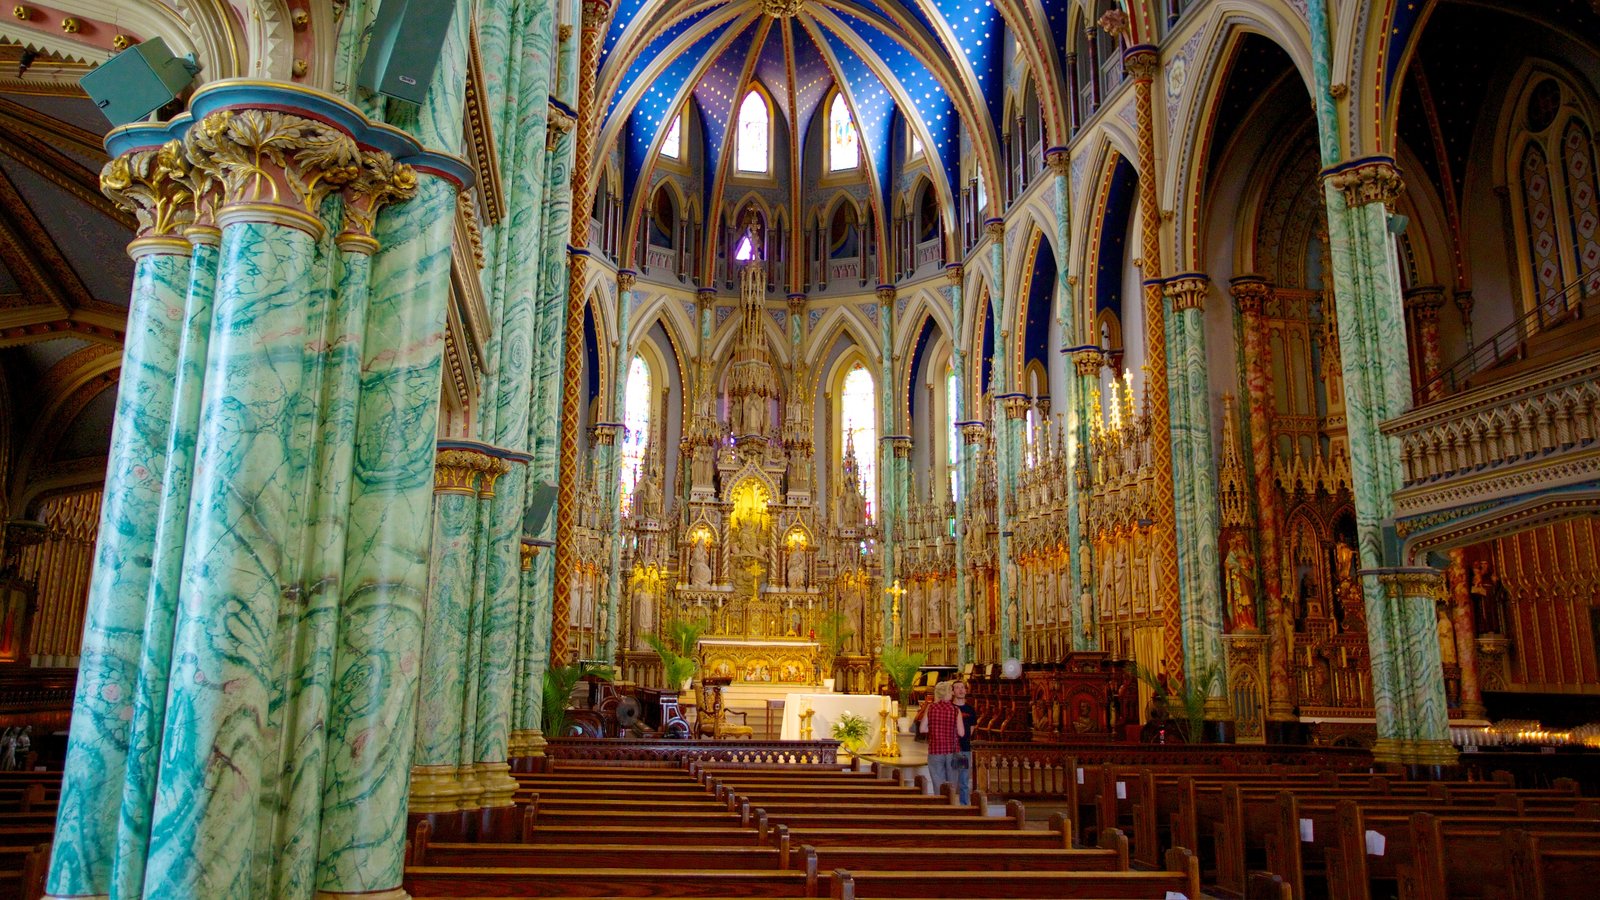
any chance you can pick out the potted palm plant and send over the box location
[645,616,709,692]
[1132,662,1222,743]
[878,643,925,727]
[542,660,613,737]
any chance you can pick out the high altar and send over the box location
[614,215,883,691]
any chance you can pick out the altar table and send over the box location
[780,693,889,751]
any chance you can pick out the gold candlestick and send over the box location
[799,706,815,741]
[877,705,900,759]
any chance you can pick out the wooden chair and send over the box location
[697,680,754,740]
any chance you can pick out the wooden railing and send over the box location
[545,737,841,768]
[972,741,1373,798]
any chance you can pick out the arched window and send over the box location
[737,91,769,174]
[945,366,960,503]
[619,356,652,512]
[840,362,876,517]
[1510,76,1600,319]
[662,114,682,159]
[829,93,859,172]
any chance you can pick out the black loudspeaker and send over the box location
[523,482,558,536]
[358,0,459,105]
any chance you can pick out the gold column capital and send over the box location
[1044,148,1070,176]
[100,140,195,248]
[945,264,964,285]
[1072,348,1105,377]
[1324,158,1405,209]
[875,285,897,306]
[185,109,361,237]
[960,422,988,445]
[1404,284,1447,319]
[984,219,1005,242]
[618,269,637,291]
[1165,275,1209,312]
[581,0,611,29]
[787,292,807,314]
[1229,275,1271,315]
[337,150,418,254]
[1122,46,1159,82]
[889,436,913,459]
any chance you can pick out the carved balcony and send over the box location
[1383,347,1600,540]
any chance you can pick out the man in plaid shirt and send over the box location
[918,681,966,797]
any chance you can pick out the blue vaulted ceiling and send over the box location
[597,0,1020,273]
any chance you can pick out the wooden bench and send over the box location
[405,863,818,897]
[1505,828,1600,900]
[1352,809,1600,900]
[826,846,1200,899]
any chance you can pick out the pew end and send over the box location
[972,790,989,814]
[1048,811,1073,849]
[1005,799,1027,829]
[939,781,958,805]
[411,818,433,866]
[1096,825,1130,870]
[1246,870,1293,900]
[1165,845,1203,900]
[776,824,791,866]
[831,868,855,900]
[518,801,536,843]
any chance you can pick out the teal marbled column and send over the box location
[269,224,390,898]
[946,266,973,664]
[1321,165,1452,765]
[48,218,191,899]
[1169,278,1227,709]
[984,221,1019,661]
[314,170,458,892]
[1046,150,1093,652]
[876,287,897,643]
[1368,569,1452,764]
[597,272,634,665]
[410,450,487,814]
[1069,348,1102,651]
[111,227,218,899]
[140,214,329,897]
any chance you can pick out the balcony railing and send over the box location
[1420,269,1597,401]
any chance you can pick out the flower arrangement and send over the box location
[831,710,871,754]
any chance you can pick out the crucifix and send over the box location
[886,579,906,645]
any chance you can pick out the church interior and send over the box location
[0,0,1598,897]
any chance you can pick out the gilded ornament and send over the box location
[1325,159,1404,209]
[337,149,418,252]
[1044,149,1070,176]
[100,140,195,242]
[1166,276,1208,312]
[112,34,134,50]
[11,7,28,21]
[1122,48,1159,82]
[760,0,804,17]
[59,16,77,32]
[185,109,362,234]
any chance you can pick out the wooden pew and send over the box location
[1504,828,1600,900]
[826,846,1200,899]
[753,800,1028,835]
[1380,809,1600,900]
[405,863,818,897]
[1268,792,1577,899]
[774,813,1076,851]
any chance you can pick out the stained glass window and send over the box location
[619,356,651,513]
[829,93,859,172]
[737,91,768,174]
[841,362,876,518]
[662,114,682,159]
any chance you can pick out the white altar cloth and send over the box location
[780,693,888,751]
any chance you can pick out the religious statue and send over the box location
[1334,537,1366,630]
[1470,559,1507,635]
[1223,532,1260,632]
[568,579,583,627]
[1436,603,1458,666]
[596,595,610,644]
[633,454,661,518]
[633,579,656,646]
[690,539,713,587]
[785,544,806,589]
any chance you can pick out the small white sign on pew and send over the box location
[1366,829,1386,856]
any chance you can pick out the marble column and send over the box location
[947,264,974,664]
[139,104,361,898]
[469,448,524,825]
[959,421,988,660]
[876,285,899,641]
[553,0,612,667]
[600,270,637,662]
[50,135,193,900]
[1405,286,1446,401]
[1045,148,1091,652]
[1446,550,1486,721]
[1124,44,1184,685]
[1322,157,1454,768]
[984,219,1020,661]
[1167,275,1228,718]
[112,165,219,900]
[1230,276,1294,723]
[1070,348,1103,649]
[1368,569,1453,767]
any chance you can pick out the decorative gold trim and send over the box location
[1325,159,1404,209]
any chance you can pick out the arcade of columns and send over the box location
[37,0,1488,896]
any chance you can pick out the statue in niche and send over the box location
[1470,560,1507,635]
[1436,603,1458,666]
[1223,532,1260,633]
[596,596,610,645]
[928,581,943,634]
[1113,542,1131,617]
[785,543,806,589]
[691,443,715,488]
[633,579,656,646]
[842,579,864,649]
[568,578,583,627]
[1334,538,1365,628]
[909,588,923,635]
[690,540,713,587]
[633,453,661,518]
[743,392,765,435]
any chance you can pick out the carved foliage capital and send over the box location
[618,270,637,291]
[890,436,913,458]
[1404,285,1447,320]
[960,422,987,445]
[876,285,896,305]
[1230,277,1271,316]
[787,293,807,314]
[1166,276,1208,312]
[984,220,1004,241]
[185,109,362,234]
[1122,48,1159,82]
[100,140,195,241]
[1072,348,1105,376]
[581,0,611,29]
[1044,149,1070,176]
[1326,159,1405,209]
[338,150,418,252]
